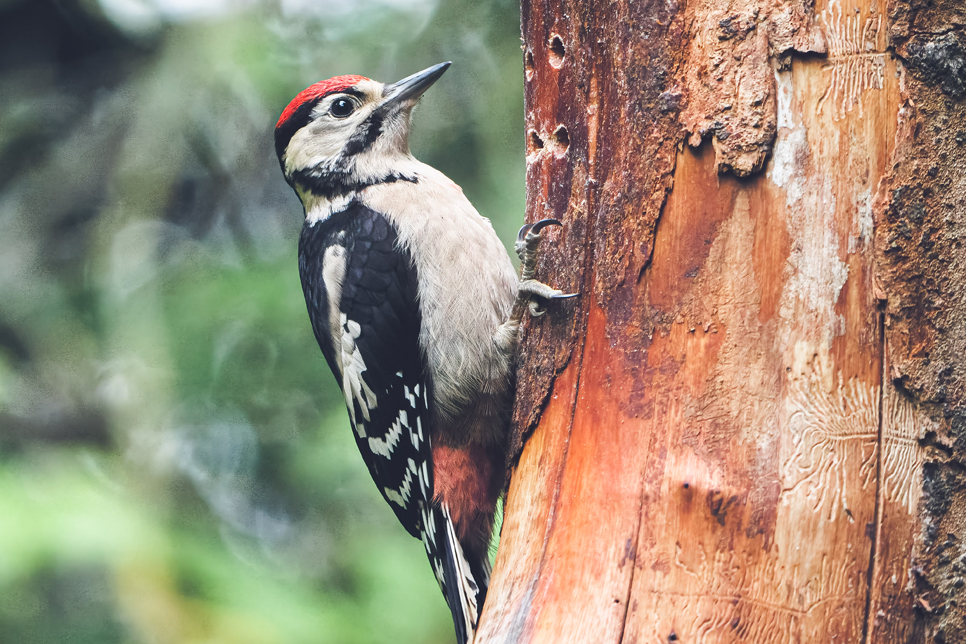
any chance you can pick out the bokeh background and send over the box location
[0,0,524,641]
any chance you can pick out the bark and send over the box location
[478,0,966,642]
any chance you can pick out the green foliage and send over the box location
[0,0,524,641]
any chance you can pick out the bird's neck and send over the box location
[298,153,425,225]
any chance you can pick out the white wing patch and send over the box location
[412,416,424,451]
[421,502,439,559]
[368,408,407,457]
[340,313,378,434]
[405,385,416,409]
[384,458,417,508]
[423,504,437,549]
[321,244,347,373]
[418,460,430,498]
[368,371,427,459]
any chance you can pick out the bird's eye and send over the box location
[330,98,355,118]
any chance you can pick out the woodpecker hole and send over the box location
[550,125,569,156]
[548,34,566,68]
[528,130,545,154]
[525,50,535,80]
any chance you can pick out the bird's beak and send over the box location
[382,62,451,109]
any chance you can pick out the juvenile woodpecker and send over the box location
[274,62,569,643]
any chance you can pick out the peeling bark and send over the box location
[679,0,826,176]
[481,0,966,642]
[872,1,966,641]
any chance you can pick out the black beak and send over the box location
[382,62,451,108]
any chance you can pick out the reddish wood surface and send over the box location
[478,0,966,642]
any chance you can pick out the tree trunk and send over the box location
[478,0,966,642]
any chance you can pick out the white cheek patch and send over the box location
[285,109,362,172]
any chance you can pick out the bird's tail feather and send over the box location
[422,503,489,644]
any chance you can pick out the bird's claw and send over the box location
[516,218,562,241]
[513,219,576,318]
[520,280,577,317]
[516,218,562,271]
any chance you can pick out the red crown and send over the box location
[276,75,369,129]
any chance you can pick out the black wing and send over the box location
[298,201,487,644]
[299,202,432,538]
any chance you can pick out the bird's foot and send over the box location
[513,219,576,318]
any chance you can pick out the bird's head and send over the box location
[274,62,450,206]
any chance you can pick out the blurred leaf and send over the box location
[0,0,523,641]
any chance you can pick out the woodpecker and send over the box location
[274,62,570,643]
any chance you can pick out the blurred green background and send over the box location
[0,0,524,641]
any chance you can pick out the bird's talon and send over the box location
[516,218,561,243]
[514,220,568,317]
[517,219,564,277]
[519,279,563,300]
[524,220,562,250]
[529,218,562,235]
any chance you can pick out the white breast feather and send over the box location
[359,159,518,423]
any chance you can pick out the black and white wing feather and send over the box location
[299,202,431,537]
[299,201,487,644]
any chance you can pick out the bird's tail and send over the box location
[421,502,490,644]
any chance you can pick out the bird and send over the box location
[274,61,571,643]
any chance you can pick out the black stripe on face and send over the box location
[342,109,385,158]
[275,98,320,171]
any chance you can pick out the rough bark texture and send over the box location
[478,0,966,641]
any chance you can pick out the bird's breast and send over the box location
[360,165,517,422]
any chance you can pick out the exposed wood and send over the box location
[478,0,966,641]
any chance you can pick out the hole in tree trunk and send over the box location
[528,130,545,153]
[548,34,565,68]
[551,125,569,155]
